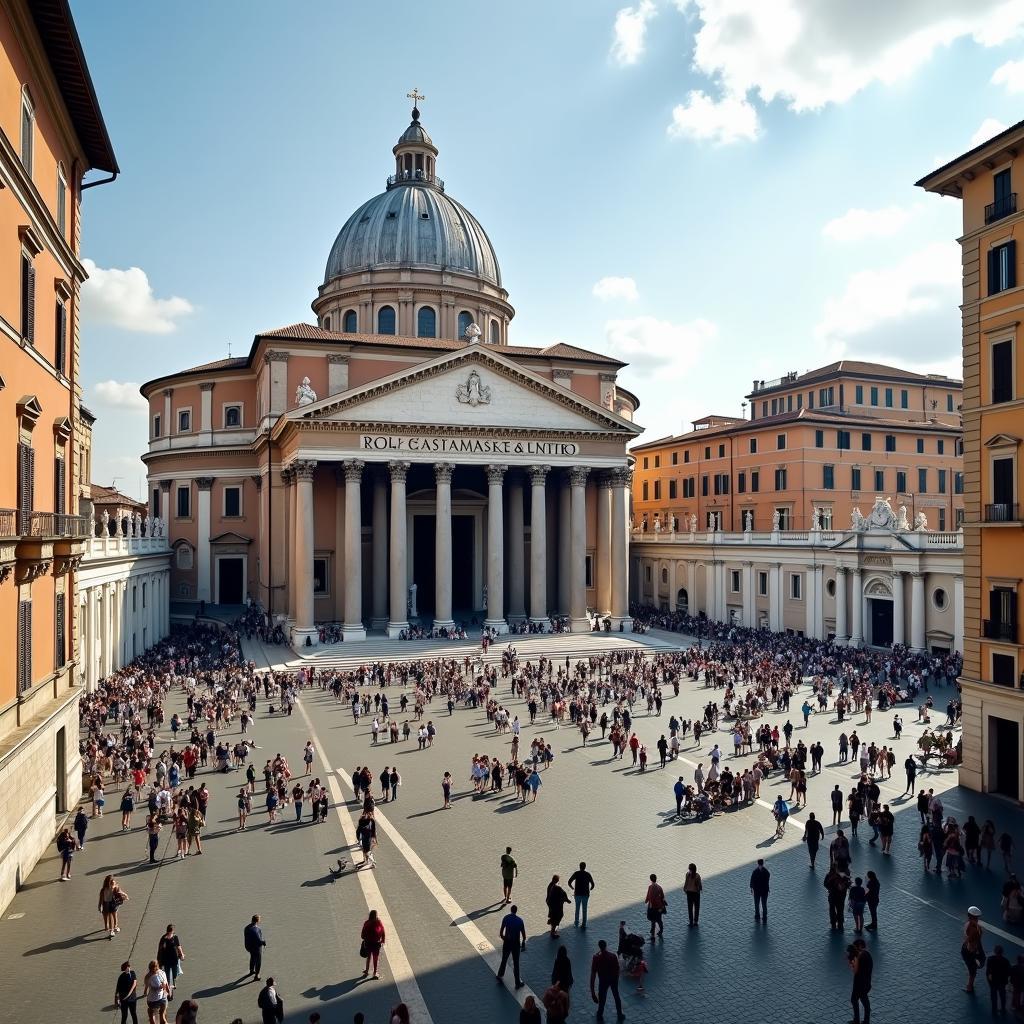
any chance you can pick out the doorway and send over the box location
[55,727,66,814]
[452,515,474,614]
[869,598,893,647]
[413,515,436,616]
[989,716,1021,799]
[676,588,688,614]
[217,557,244,604]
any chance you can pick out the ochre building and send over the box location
[142,105,641,643]
[0,0,117,911]
[631,361,963,536]
[919,122,1024,802]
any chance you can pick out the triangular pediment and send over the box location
[210,531,252,545]
[291,346,641,435]
[984,432,1021,448]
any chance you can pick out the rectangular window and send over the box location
[917,438,925,454]
[643,457,648,470]
[224,405,242,428]
[993,652,1016,686]
[947,393,954,412]
[55,592,66,670]
[938,469,947,494]
[21,91,33,173]
[896,471,907,493]
[704,446,711,460]
[885,387,893,408]
[938,508,946,532]
[823,464,835,489]
[668,480,677,499]
[751,471,760,492]
[54,299,66,375]
[653,455,660,468]
[870,386,878,406]
[775,467,787,490]
[992,339,1013,403]
[684,450,690,463]
[17,599,32,693]
[731,570,741,593]
[653,480,661,500]
[851,467,861,491]
[988,241,1017,295]
[820,507,834,529]
[758,572,768,596]
[718,444,725,458]
[21,253,36,343]
[918,468,928,493]
[874,469,885,491]
[901,390,908,409]
[738,471,746,494]
[796,393,803,410]
[776,434,786,450]
[954,471,963,495]
[224,485,241,517]
[151,488,160,518]
[772,398,778,416]
[642,481,649,501]
[313,556,329,595]
[153,414,162,439]
[885,434,896,453]
[815,430,824,448]
[855,385,863,404]
[56,169,67,235]
[861,433,872,451]
[178,409,191,432]
[701,475,708,497]
[17,441,34,534]
[53,454,65,516]
[937,439,945,455]
[762,401,767,416]
[787,394,793,412]
[776,507,790,529]
[956,438,964,457]
[791,574,802,599]
[837,430,850,450]
[749,438,757,454]
[808,391,814,409]
[671,452,678,466]
[176,484,191,518]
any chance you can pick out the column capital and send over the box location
[250,474,263,491]
[568,466,589,487]
[891,568,904,577]
[342,459,364,482]
[742,561,753,568]
[280,467,294,486]
[196,476,215,491]
[327,353,350,365]
[835,565,846,575]
[609,466,632,487]
[529,464,549,485]
[162,387,174,398]
[851,566,863,576]
[910,571,925,580]
[597,472,614,490]
[199,381,215,392]
[264,349,290,363]
[434,462,455,484]
[293,460,318,482]
[389,460,411,483]
[486,463,507,485]
[159,480,172,493]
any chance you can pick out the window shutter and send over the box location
[55,594,65,669]
[55,455,65,520]
[17,443,35,533]
[26,262,36,343]
[55,300,66,374]
[18,601,32,693]
[1008,241,1017,289]
[988,248,997,294]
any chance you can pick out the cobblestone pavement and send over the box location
[1,629,1021,1024]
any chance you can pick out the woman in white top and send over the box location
[143,960,169,1024]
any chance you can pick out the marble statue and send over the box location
[810,506,820,531]
[668,514,676,534]
[295,377,317,406]
[133,512,141,537]
[689,512,698,534]
[772,509,781,532]
[914,510,929,532]
[653,515,661,533]
[743,510,752,532]
[482,583,488,610]
[641,516,648,533]
[103,509,112,536]
[464,321,482,344]
[456,369,491,407]
[897,505,910,531]
[143,514,150,537]
[851,507,865,531]
[707,512,715,531]
[95,511,104,537]
[408,582,418,618]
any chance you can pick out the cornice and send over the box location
[291,420,630,442]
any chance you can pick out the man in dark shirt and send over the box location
[750,858,770,920]
[849,939,873,1024]
[803,812,825,867]
[496,905,526,988]
[114,961,137,1019]
[568,861,596,929]
[590,939,623,1021]
[987,944,1011,1014]
[244,914,267,980]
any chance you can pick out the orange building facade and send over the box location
[0,0,117,911]
[919,124,1024,802]
[631,361,963,536]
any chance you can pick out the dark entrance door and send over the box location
[990,717,1021,799]
[413,515,436,616]
[870,598,893,647]
[218,557,244,604]
[452,515,474,614]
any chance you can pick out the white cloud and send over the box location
[81,258,193,334]
[667,90,759,144]
[592,276,639,302]
[992,58,1024,92]
[814,241,962,367]
[970,116,1009,146]
[603,314,719,376]
[822,205,916,242]
[611,1,657,66]
[92,380,148,412]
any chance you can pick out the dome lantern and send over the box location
[390,88,442,191]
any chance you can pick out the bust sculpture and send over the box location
[295,376,317,406]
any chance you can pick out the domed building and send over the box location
[142,101,642,644]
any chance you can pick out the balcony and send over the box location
[386,171,445,192]
[985,193,1017,224]
[984,502,1021,523]
[15,511,90,538]
[984,619,1018,642]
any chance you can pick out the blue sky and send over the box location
[73,1,1024,495]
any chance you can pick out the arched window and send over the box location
[377,305,396,335]
[20,86,34,174]
[323,315,331,331]
[489,320,500,344]
[343,309,358,333]
[457,311,473,339]
[417,306,436,338]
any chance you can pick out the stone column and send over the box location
[434,463,455,629]
[768,563,780,632]
[850,568,864,647]
[484,464,508,632]
[507,473,526,622]
[342,460,366,640]
[159,480,170,526]
[332,467,346,623]
[371,469,388,630]
[667,561,677,615]
[199,381,214,447]
[569,466,590,632]
[813,564,825,640]
[196,477,214,604]
[387,461,411,638]
[529,466,549,626]
[557,474,571,616]
[743,562,754,627]
[283,470,296,624]
[805,568,816,638]
[596,474,612,616]
[611,468,630,628]
[910,571,926,651]
[953,574,964,654]
[834,567,848,644]
[292,460,318,647]
[892,570,905,646]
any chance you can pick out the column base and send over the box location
[483,617,509,635]
[342,623,366,641]
[291,627,319,649]
[569,616,591,633]
[386,620,410,639]
[507,612,527,624]
[433,619,456,631]
[370,616,388,630]
[848,636,864,648]
[608,615,631,632]
[529,616,550,630]
[832,636,850,647]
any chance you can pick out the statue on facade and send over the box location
[668,514,676,534]
[810,505,820,531]
[134,512,142,537]
[456,369,491,407]
[772,509,781,532]
[851,506,865,531]
[408,582,418,618]
[143,514,150,537]
[914,510,929,532]
[897,505,910,531]
[744,510,753,532]
[482,583,488,610]
[653,515,661,533]
[464,321,482,344]
[689,512,698,534]
[95,511,104,537]
[641,515,648,533]
[295,377,318,406]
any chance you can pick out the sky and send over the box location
[71,0,1024,495]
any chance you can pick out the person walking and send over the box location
[825,866,850,930]
[360,909,386,980]
[803,812,825,868]
[568,861,595,929]
[56,825,77,880]
[143,960,170,1024]
[963,905,985,994]
[74,806,89,850]
[865,870,880,931]
[645,873,667,940]
[441,771,452,809]
[750,859,770,921]
[99,874,128,937]
[146,812,162,865]
[546,875,571,938]
[257,978,284,1024]
[904,754,917,795]
[673,776,685,817]
[848,939,873,1024]
[589,939,623,1021]
[501,846,518,905]
[244,914,267,980]
[496,904,527,989]
[114,960,139,1024]
[987,944,1012,1015]
[830,785,844,827]
[684,862,702,926]
[356,812,377,869]
[156,924,185,1000]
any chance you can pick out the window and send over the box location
[224,405,242,428]
[17,599,32,693]
[313,556,329,595]
[17,441,34,534]
[774,467,787,490]
[643,457,648,469]
[684,450,690,463]
[861,433,872,452]
[224,485,241,517]
[701,475,708,497]
[176,485,191,518]
[642,481,649,501]
[937,439,945,455]
[820,507,834,529]
[153,414,162,439]
[988,241,1017,295]
[749,438,757,454]
[955,471,964,495]
[918,468,928,493]
[713,472,729,495]
[837,430,850,450]
[947,393,954,412]
[151,488,160,518]
[993,168,1013,218]
[343,309,358,333]
[738,471,746,494]
[870,386,878,406]
[416,306,437,338]
[683,477,695,498]
[896,471,907,493]
[54,453,65,516]
[731,570,741,593]
[457,311,473,338]
[490,321,500,344]
[853,384,863,404]
[377,305,396,334]
[901,389,909,409]
[938,508,946,532]
[644,565,652,583]
[851,467,861,491]
[653,481,661,500]
[885,435,896,453]
[671,452,678,466]
[323,315,331,331]
[791,574,802,600]
[815,430,824,448]
[992,340,1013,403]
[808,392,814,408]
[54,298,67,374]
[55,592,66,669]
[750,471,759,492]
[758,571,768,596]
[20,87,34,174]
[704,446,711,459]
[21,252,36,343]
[992,653,1016,687]
[56,166,67,236]
[956,438,964,456]
[797,394,803,410]
[718,444,725,458]
[823,465,835,489]
[654,455,660,468]
[938,469,948,495]
[916,438,925,454]
[178,409,191,432]
[874,469,884,491]
[885,388,893,408]
[668,480,677,499]
[776,434,786,450]
[772,398,778,415]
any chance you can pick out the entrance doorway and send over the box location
[217,557,244,604]
[676,588,688,614]
[452,515,474,614]
[869,598,893,647]
[989,716,1021,799]
[413,515,436,616]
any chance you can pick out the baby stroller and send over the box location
[618,922,646,971]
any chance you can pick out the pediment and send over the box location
[984,433,1021,448]
[291,346,641,435]
[210,531,252,545]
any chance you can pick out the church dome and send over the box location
[323,104,502,289]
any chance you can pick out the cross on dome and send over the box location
[406,87,426,119]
